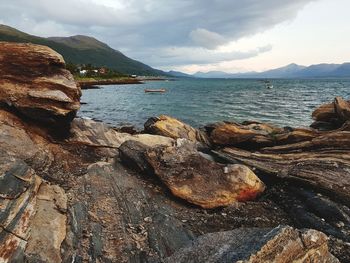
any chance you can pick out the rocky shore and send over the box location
[0,42,349,262]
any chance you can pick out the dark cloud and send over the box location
[0,0,315,68]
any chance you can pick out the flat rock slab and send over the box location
[145,140,265,208]
[165,226,339,263]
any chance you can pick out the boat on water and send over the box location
[144,88,166,93]
[263,80,274,89]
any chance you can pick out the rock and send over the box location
[144,115,210,146]
[0,42,81,127]
[145,140,265,208]
[334,96,350,122]
[165,226,339,263]
[210,121,318,149]
[25,183,67,263]
[215,131,350,202]
[68,118,133,148]
[131,134,174,147]
[119,136,174,174]
[312,97,350,130]
[0,148,67,263]
[0,151,41,263]
[69,118,174,149]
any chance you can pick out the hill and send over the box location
[193,63,350,79]
[0,24,164,76]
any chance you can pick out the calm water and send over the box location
[80,78,350,128]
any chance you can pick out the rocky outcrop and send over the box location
[144,115,210,146]
[312,97,350,130]
[0,42,81,127]
[0,43,345,262]
[165,226,339,263]
[144,140,265,208]
[0,149,67,263]
[209,121,318,149]
[215,131,350,203]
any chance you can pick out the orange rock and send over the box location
[145,140,265,209]
[0,42,81,126]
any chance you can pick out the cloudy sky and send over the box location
[1,0,349,73]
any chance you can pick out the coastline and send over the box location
[1,42,349,262]
[77,78,144,89]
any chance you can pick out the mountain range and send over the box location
[0,24,164,76]
[190,63,350,79]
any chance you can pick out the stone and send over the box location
[312,97,350,130]
[0,151,40,262]
[165,226,339,263]
[210,121,318,149]
[145,140,265,209]
[68,118,133,148]
[216,131,350,203]
[0,42,81,126]
[119,136,174,174]
[144,115,210,146]
[25,183,67,263]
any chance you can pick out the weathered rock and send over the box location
[25,183,67,263]
[145,140,265,208]
[334,96,350,122]
[312,97,350,130]
[62,161,194,262]
[144,115,210,146]
[165,225,339,263]
[0,147,68,263]
[215,132,350,202]
[68,118,133,148]
[119,137,174,174]
[0,152,41,262]
[0,42,81,126]
[210,121,318,148]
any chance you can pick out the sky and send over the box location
[0,0,349,73]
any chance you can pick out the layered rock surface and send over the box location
[0,42,81,126]
[165,226,339,263]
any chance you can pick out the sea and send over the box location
[79,78,350,129]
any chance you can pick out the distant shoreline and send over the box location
[77,78,143,89]
[77,77,171,89]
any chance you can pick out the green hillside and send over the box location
[0,24,165,76]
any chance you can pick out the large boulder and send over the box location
[165,226,339,263]
[144,115,210,146]
[312,97,350,130]
[144,140,265,209]
[0,42,81,127]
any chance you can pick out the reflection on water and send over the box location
[80,78,350,128]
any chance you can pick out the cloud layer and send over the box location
[0,0,315,68]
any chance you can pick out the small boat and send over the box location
[144,89,166,93]
[264,80,273,89]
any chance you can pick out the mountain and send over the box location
[194,63,350,79]
[167,70,193,78]
[193,71,237,78]
[0,24,164,76]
